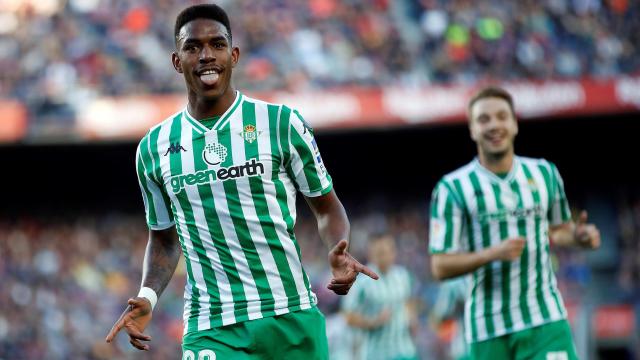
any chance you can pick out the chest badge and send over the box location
[239,124,262,144]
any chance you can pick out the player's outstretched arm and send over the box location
[105,227,181,350]
[431,237,526,280]
[305,189,379,295]
[549,210,601,249]
[344,309,391,330]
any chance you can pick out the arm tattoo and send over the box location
[141,229,181,296]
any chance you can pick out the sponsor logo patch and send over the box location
[170,159,265,194]
[203,142,227,166]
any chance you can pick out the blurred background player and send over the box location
[431,277,470,360]
[429,86,601,360]
[342,234,418,360]
[104,4,377,359]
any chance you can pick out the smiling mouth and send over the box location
[485,133,507,145]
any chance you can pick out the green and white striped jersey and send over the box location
[342,265,417,360]
[135,91,333,334]
[429,157,571,343]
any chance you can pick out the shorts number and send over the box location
[198,350,216,360]
[183,349,216,360]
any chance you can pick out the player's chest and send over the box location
[155,126,281,195]
[464,177,549,223]
[362,275,409,306]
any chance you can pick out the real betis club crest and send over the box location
[239,124,261,143]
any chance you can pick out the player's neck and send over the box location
[377,265,390,275]
[478,150,514,175]
[187,88,237,120]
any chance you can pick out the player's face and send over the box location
[469,97,518,158]
[172,19,239,102]
[369,237,396,272]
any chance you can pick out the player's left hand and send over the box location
[574,210,600,249]
[105,297,153,350]
[327,239,379,295]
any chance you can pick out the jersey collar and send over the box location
[472,156,520,183]
[183,90,243,134]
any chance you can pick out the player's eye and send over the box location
[184,44,198,52]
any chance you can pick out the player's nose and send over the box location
[199,45,216,63]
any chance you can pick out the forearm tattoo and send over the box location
[142,231,181,296]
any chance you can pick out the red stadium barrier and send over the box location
[592,305,636,340]
[3,76,640,142]
[0,100,27,142]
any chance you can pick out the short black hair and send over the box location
[174,4,232,45]
[468,86,516,119]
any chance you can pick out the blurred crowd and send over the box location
[618,198,640,301]
[0,215,184,359]
[2,197,638,359]
[1,0,639,134]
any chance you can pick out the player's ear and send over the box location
[468,119,479,142]
[231,46,240,68]
[172,52,183,74]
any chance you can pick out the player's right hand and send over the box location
[105,297,153,351]
[494,237,526,261]
[327,239,379,295]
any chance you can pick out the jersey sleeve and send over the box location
[136,136,175,230]
[548,162,572,225]
[285,108,333,197]
[429,180,466,254]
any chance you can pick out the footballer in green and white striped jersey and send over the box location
[429,155,571,343]
[342,264,417,360]
[342,235,417,360]
[136,91,332,334]
[428,86,598,360]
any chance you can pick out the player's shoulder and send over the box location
[240,93,291,112]
[137,110,183,150]
[143,110,182,139]
[517,156,556,171]
[440,160,477,186]
[240,93,272,108]
[240,94,308,124]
